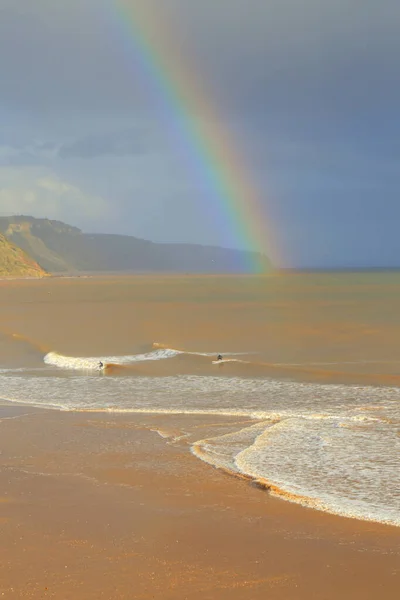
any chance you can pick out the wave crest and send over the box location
[44,348,182,371]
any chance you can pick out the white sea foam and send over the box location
[43,348,181,370]
[194,416,400,526]
[234,418,400,526]
[0,367,399,526]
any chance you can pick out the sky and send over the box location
[0,0,399,268]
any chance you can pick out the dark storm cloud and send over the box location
[0,0,398,118]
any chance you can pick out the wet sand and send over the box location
[0,405,399,600]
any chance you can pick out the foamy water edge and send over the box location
[1,345,399,528]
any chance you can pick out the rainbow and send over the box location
[102,0,277,271]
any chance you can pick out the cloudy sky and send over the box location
[0,0,399,267]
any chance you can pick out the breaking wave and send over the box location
[43,343,249,372]
[44,348,182,371]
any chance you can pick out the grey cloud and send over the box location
[1,151,42,167]
[0,165,110,231]
[58,129,146,159]
[0,139,58,167]
[0,1,140,113]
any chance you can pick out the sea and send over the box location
[0,273,399,527]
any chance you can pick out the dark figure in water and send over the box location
[98,361,104,370]
[217,354,223,361]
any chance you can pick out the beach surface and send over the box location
[0,274,399,598]
[0,404,399,600]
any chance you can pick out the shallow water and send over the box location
[0,274,399,526]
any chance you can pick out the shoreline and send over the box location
[1,401,399,531]
[3,267,400,281]
[191,442,400,529]
[0,405,399,599]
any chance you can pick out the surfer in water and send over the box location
[217,354,223,361]
[98,361,104,371]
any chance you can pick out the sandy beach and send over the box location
[0,405,399,599]
[0,275,399,598]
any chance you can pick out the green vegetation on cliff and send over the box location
[0,233,46,277]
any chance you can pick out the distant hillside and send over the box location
[0,216,272,274]
[0,233,46,278]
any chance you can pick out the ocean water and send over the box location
[0,274,399,527]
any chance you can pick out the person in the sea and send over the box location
[98,361,104,370]
[217,354,223,361]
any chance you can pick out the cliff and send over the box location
[0,233,47,277]
[0,215,272,274]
